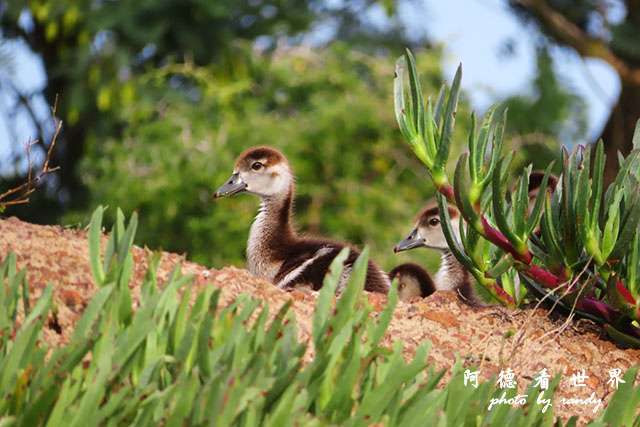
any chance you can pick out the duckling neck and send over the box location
[436,250,471,293]
[247,187,297,280]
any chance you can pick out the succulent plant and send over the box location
[394,48,640,347]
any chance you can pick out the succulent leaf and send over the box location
[434,64,462,169]
[525,163,554,236]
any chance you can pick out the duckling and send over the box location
[214,146,390,294]
[527,171,558,201]
[394,204,477,303]
[388,262,435,300]
[393,171,558,303]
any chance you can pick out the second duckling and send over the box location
[394,204,477,303]
[389,262,436,300]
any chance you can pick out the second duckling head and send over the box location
[389,262,435,300]
[394,204,462,253]
[214,146,293,200]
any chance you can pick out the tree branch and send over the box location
[0,98,61,210]
[512,0,640,85]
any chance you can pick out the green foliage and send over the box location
[1,0,316,125]
[66,45,472,274]
[3,206,638,424]
[0,0,405,224]
[395,49,640,346]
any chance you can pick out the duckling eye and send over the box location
[251,162,263,171]
[429,217,440,226]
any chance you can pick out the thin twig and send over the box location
[508,258,594,367]
[0,97,61,209]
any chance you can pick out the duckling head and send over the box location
[394,204,462,252]
[214,146,293,199]
[526,171,558,219]
[389,262,435,300]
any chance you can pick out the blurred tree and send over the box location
[509,0,640,185]
[0,0,401,222]
[64,44,463,271]
[503,47,588,173]
[0,0,590,274]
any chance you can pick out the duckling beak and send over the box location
[214,173,247,199]
[394,229,425,253]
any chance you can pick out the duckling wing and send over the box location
[274,240,390,294]
[274,243,345,290]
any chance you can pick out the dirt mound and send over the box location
[1,216,638,424]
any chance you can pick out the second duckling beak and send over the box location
[394,229,425,253]
[214,173,247,198]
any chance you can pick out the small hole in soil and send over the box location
[47,316,62,334]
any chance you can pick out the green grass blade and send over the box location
[602,191,623,259]
[69,319,116,427]
[599,366,639,425]
[117,210,138,266]
[21,282,52,331]
[88,205,105,286]
[312,247,348,349]
[368,276,398,346]
[0,317,45,393]
[71,284,114,342]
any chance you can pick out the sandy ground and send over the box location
[1,216,639,424]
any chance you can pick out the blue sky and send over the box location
[398,0,620,141]
[0,0,622,171]
[0,37,49,176]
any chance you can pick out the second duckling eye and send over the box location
[429,217,440,226]
[251,161,263,171]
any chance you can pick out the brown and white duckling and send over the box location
[526,171,558,204]
[394,204,477,303]
[214,146,390,294]
[388,262,435,300]
[393,171,558,303]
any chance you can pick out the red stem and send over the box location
[442,180,567,291]
[578,298,617,324]
[491,282,516,305]
[480,217,532,264]
[479,210,567,290]
[616,279,637,306]
[520,264,563,289]
[437,184,456,203]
